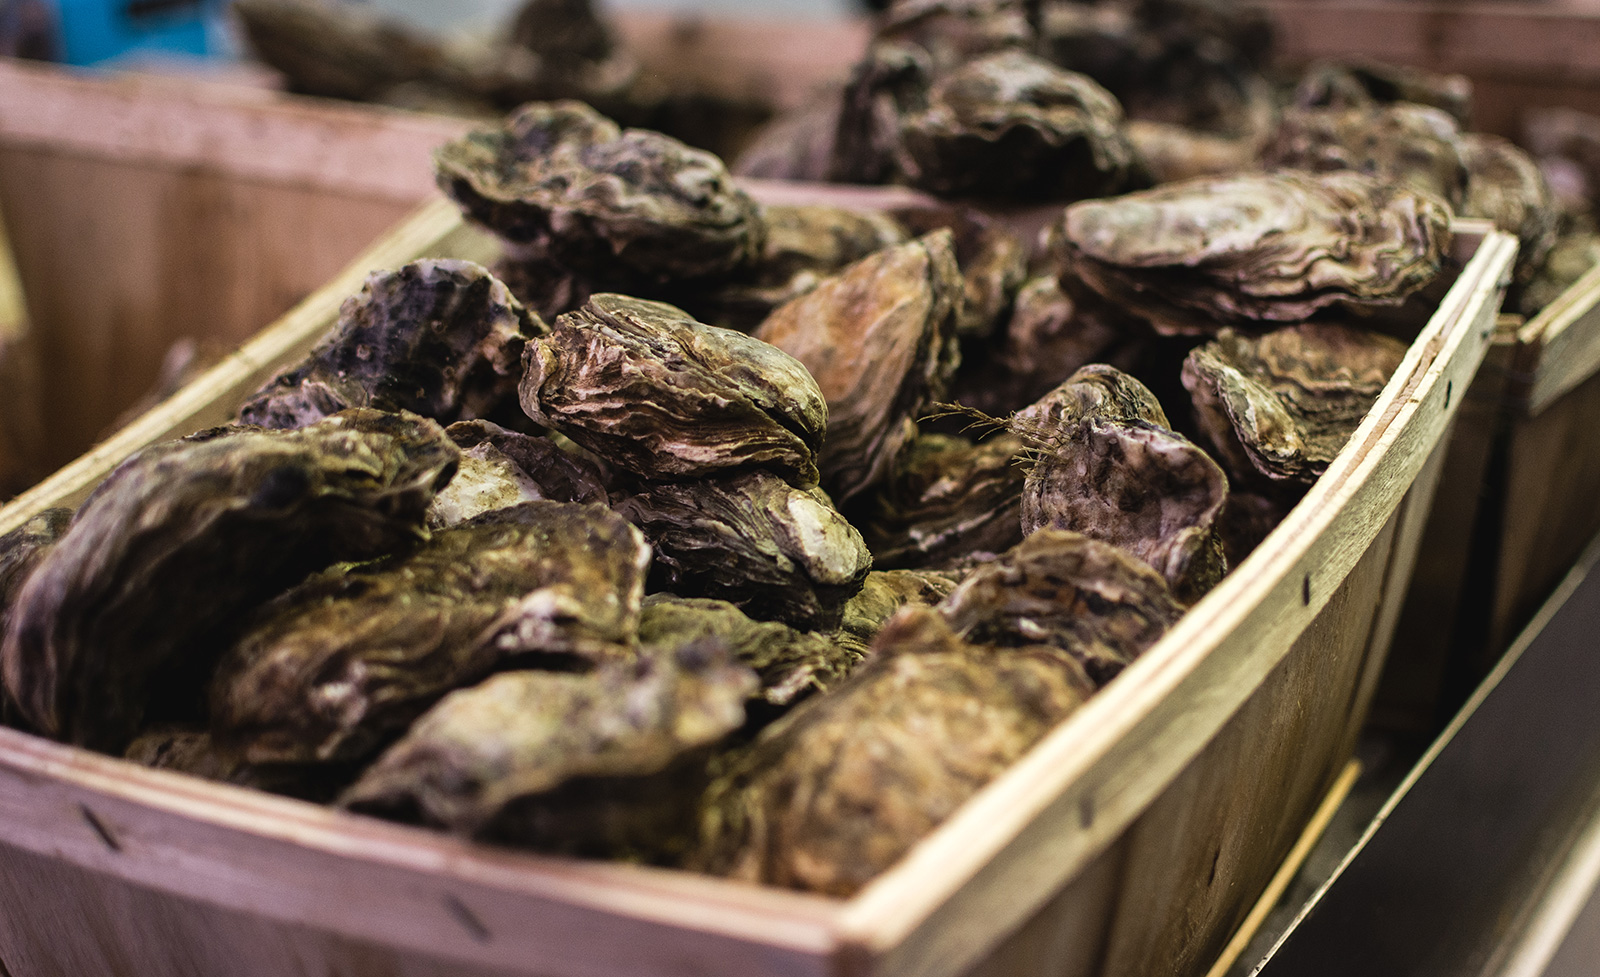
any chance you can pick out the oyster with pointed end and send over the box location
[1021,417,1228,604]
[342,642,757,860]
[211,503,648,765]
[435,101,763,285]
[522,294,826,486]
[939,529,1183,684]
[695,606,1092,896]
[1,410,458,751]
[240,260,541,430]
[616,471,872,630]
[897,51,1139,200]
[639,595,859,706]
[1182,323,1408,484]
[753,232,962,501]
[1052,171,1452,335]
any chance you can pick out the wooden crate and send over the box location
[0,57,471,477]
[0,192,1516,977]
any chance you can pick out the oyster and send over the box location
[211,503,648,765]
[1460,134,1558,285]
[1259,103,1468,207]
[731,90,843,182]
[695,606,1092,896]
[939,528,1183,684]
[1020,416,1228,604]
[753,233,962,502]
[124,726,355,802]
[435,101,764,285]
[1011,362,1170,436]
[0,508,71,730]
[615,471,872,630]
[897,50,1139,200]
[1182,323,1408,484]
[1294,60,1474,129]
[893,205,1028,339]
[862,432,1026,569]
[1519,231,1600,318]
[239,260,540,430]
[427,420,608,528]
[830,43,934,185]
[341,643,757,860]
[833,568,963,657]
[639,595,858,707]
[521,294,826,486]
[1125,120,1257,185]
[1,410,458,750]
[875,0,1033,72]
[996,277,1130,410]
[696,204,909,330]
[1052,171,1452,335]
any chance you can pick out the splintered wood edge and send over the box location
[1517,259,1600,417]
[0,58,471,203]
[0,197,481,535]
[835,229,1519,977]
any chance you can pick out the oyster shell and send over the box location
[1052,171,1452,335]
[1294,60,1473,129]
[211,502,648,765]
[893,205,1028,340]
[1125,120,1257,185]
[1460,134,1558,285]
[1259,103,1468,207]
[696,204,909,330]
[731,90,842,183]
[435,101,763,285]
[1011,362,1170,436]
[1519,231,1600,318]
[521,294,827,486]
[1,410,459,750]
[996,276,1130,410]
[862,432,1026,569]
[639,595,858,706]
[427,420,608,528]
[341,642,758,860]
[939,528,1183,684]
[0,508,71,730]
[897,50,1139,200]
[615,471,873,630]
[830,43,934,185]
[124,726,356,802]
[1020,416,1228,604]
[753,232,962,502]
[695,606,1092,896]
[833,568,963,657]
[239,260,540,430]
[1182,323,1408,484]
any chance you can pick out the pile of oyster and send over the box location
[0,81,1462,896]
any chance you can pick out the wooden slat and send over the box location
[835,229,1518,977]
[1517,261,1600,417]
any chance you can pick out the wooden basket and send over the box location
[0,57,469,477]
[0,194,1516,977]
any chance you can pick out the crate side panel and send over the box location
[1096,510,1400,977]
[0,145,421,471]
[0,840,533,977]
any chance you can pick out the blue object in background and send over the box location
[50,0,232,66]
